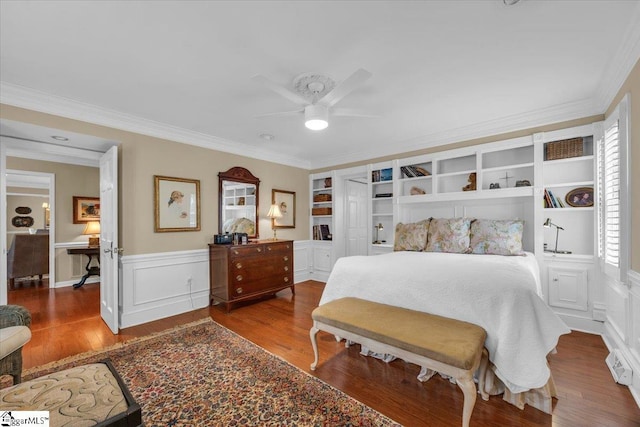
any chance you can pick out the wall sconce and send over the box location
[83,221,101,247]
[267,204,283,240]
[373,223,384,244]
[543,218,571,254]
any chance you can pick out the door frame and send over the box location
[0,134,119,333]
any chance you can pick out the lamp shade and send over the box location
[267,204,283,219]
[83,221,101,235]
[304,105,329,130]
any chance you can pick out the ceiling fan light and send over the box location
[305,105,329,130]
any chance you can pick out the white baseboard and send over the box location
[557,313,604,335]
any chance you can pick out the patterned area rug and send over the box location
[21,318,401,426]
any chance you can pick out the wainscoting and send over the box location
[603,269,640,406]
[119,241,313,328]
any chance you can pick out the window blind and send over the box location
[602,119,620,269]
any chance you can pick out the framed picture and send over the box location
[565,187,594,207]
[154,175,201,232]
[73,196,100,224]
[272,189,295,228]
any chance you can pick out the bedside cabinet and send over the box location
[209,240,294,312]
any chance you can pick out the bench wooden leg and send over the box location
[477,348,490,401]
[457,373,477,427]
[309,326,320,370]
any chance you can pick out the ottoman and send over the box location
[0,359,141,427]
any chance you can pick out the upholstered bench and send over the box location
[310,297,488,427]
[0,359,142,427]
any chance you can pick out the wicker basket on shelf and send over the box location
[313,194,332,202]
[545,137,584,160]
[312,207,332,216]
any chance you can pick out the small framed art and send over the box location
[565,187,594,207]
[154,175,201,232]
[73,196,100,224]
[272,189,295,228]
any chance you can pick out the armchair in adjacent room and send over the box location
[0,305,32,384]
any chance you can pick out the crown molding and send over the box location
[0,82,311,170]
[310,98,599,169]
[595,2,640,112]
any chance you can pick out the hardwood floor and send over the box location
[8,280,640,426]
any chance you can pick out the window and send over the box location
[597,94,629,282]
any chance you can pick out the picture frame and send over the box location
[154,175,201,232]
[565,187,594,207]
[272,189,295,229]
[73,196,100,224]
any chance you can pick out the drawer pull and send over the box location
[233,250,239,255]
[236,275,243,282]
[256,247,262,253]
[284,277,289,283]
[267,246,272,251]
[235,262,242,269]
[284,266,289,272]
[236,287,243,294]
[283,256,289,261]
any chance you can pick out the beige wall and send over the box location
[1,105,310,257]
[606,58,640,271]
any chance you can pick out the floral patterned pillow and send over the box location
[469,219,524,256]
[425,217,472,253]
[393,219,430,251]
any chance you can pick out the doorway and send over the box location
[6,170,55,290]
[1,119,119,332]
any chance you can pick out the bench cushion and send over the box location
[0,360,141,426]
[312,297,486,370]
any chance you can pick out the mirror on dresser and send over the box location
[218,166,260,239]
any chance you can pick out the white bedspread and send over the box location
[319,251,570,394]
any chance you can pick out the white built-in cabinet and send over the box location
[310,122,603,332]
[309,171,335,281]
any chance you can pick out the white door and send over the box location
[0,142,6,305]
[100,146,119,333]
[345,180,368,257]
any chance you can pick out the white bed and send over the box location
[319,250,571,412]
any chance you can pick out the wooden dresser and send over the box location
[208,240,294,312]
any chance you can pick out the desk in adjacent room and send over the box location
[66,247,100,289]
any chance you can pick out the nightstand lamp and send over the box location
[267,204,283,240]
[373,223,384,244]
[83,221,101,247]
[543,218,571,254]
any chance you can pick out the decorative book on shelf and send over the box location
[372,168,393,182]
[374,193,393,198]
[401,165,431,178]
[313,224,332,240]
[544,189,565,208]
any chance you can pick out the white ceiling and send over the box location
[1,1,639,169]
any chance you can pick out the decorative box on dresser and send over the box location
[208,240,294,312]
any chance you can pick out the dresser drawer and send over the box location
[229,274,292,299]
[229,244,268,257]
[229,259,292,283]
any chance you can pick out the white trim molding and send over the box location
[119,249,210,328]
[0,82,310,170]
[603,269,640,407]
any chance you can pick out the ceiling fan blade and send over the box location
[252,75,308,106]
[318,68,372,107]
[332,108,379,118]
[254,109,304,118]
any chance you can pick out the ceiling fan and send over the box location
[252,68,374,130]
